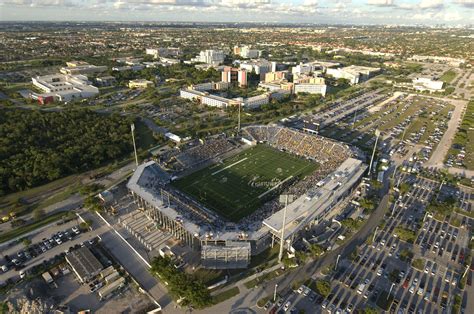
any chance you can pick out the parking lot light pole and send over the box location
[368,129,380,175]
[131,123,139,167]
[388,283,395,300]
[274,283,278,302]
[372,226,378,243]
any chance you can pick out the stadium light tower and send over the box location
[368,129,380,175]
[278,194,294,263]
[131,123,139,167]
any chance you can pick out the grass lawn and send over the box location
[446,100,474,170]
[0,211,70,243]
[172,145,318,222]
[211,287,240,304]
[440,70,457,84]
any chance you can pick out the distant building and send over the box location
[128,79,154,89]
[60,61,107,75]
[233,45,261,59]
[243,94,270,109]
[238,59,272,79]
[32,73,99,104]
[95,76,116,87]
[326,65,381,85]
[264,71,289,83]
[408,55,465,67]
[112,64,144,72]
[221,67,247,87]
[146,47,181,58]
[294,83,327,96]
[191,50,225,65]
[412,77,444,92]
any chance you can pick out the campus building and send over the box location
[412,77,444,93]
[31,73,99,104]
[221,67,248,87]
[128,79,154,89]
[326,65,381,85]
[146,47,181,58]
[191,50,225,65]
[60,61,107,75]
[233,45,261,59]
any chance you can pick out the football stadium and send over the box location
[126,125,367,269]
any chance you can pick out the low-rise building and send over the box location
[31,73,99,104]
[294,83,327,96]
[146,47,181,58]
[412,77,444,92]
[60,62,107,75]
[66,247,103,283]
[326,65,380,85]
[95,76,116,87]
[128,79,154,89]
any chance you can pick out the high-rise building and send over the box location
[221,67,247,87]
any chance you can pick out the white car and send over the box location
[283,301,291,312]
[1,265,8,272]
[19,270,26,279]
[297,285,304,294]
[72,226,81,235]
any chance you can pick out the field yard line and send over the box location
[211,157,248,176]
[258,175,293,199]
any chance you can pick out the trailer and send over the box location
[104,270,120,284]
[98,277,125,300]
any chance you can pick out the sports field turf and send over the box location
[172,145,318,222]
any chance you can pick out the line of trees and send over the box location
[150,257,211,308]
[0,108,134,195]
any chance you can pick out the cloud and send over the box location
[419,0,443,9]
[367,0,395,6]
[453,0,474,8]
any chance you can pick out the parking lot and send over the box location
[266,174,472,314]
[0,211,107,284]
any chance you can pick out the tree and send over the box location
[309,244,324,258]
[22,238,31,248]
[33,208,45,221]
[315,280,330,298]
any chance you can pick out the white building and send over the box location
[60,63,107,75]
[294,83,327,96]
[32,74,99,103]
[192,50,225,65]
[239,59,272,77]
[244,94,269,109]
[326,65,380,85]
[234,45,261,59]
[412,77,444,92]
[146,47,181,58]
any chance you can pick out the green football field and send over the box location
[171,145,318,222]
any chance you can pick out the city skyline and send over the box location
[1,0,473,26]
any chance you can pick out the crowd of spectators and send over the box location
[175,138,236,168]
[244,125,351,165]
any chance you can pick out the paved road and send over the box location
[425,97,468,169]
[88,211,173,309]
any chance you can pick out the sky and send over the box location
[0,0,473,25]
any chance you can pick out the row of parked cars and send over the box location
[1,226,82,273]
